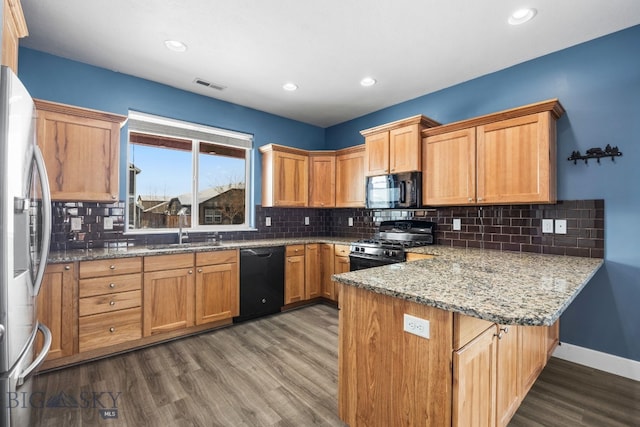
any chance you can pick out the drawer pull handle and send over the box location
[109,327,115,333]
[64,265,71,271]
[109,301,115,306]
[109,265,116,270]
[109,283,116,289]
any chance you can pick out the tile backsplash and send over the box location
[50,199,604,258]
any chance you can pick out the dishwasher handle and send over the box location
[241,247,284,258]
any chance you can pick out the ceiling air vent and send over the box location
[193,78,226,91]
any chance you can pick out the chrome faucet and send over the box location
[177,207,189,244]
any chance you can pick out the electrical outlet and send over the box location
[403,314,430,339]
[555,219,567,234]
[348,217,354,227]
[103,217,114,230]
[542,219,554,233]
[70,217,82,231]
[453,218,461,231]
[265,217,271,227]
[304,216,310,225]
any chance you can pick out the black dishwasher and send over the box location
[234,246,285,323]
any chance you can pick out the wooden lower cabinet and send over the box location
[284,245,306,304]
[79,308,142,352]
[37,263,76,360]
[305,244,321,299]
[195,250,239,325]
[320,244,336,300]
[333,245,350,302]
[520,325,547,395]
[495,325,520,427]
[143,253,195,336]
[547,319,560,360]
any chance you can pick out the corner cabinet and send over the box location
[308,152,336,207]
[422,99,565,206]
[260,144,309,207]
[1,0,28,73]
[34,100,126,202]
[361,115,440,176]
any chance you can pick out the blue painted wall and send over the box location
[17,24,640,362]
[327,25,640,362]
[17,48,326,206]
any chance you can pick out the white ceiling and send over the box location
[18,0,640,128]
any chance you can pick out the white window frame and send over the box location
[125,111,254,234]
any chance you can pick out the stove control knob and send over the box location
[383,250,390,256]
[390,251,396,257]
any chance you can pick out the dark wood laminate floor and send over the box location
[29,305,639,426]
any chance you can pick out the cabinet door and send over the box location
[496,325,520,427]
[305,244,321,299]
[285,252,305,304]
[333,254,350,303]
[273,150,308,206]
[519,325,547,396]
[195,262,239,325]
[423,128,476,206]
[546,320,560,360]
[336,147,365,207]
[389,124,420,173]
[143,268,195,336]
[309,154,336,207]
[364,132,390,176]
[37,263,76,360]
[320,244,335,300]
[476,112,555,204]
[453,325,497,427]
[35,103,125,202]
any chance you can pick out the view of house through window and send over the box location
[127,112,252,232]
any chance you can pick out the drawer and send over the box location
[196,249,238,266]
[286,245,305,256]
[79,273,142,298]
[144,253,194,272]
[79,290,142,317]
[79,257,142,279]
[79,307,142,352]
[334,244,350,256]
[453,313,494,350]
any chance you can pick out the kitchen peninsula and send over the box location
[332,247,603,427]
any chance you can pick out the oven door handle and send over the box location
[399,181,406,204]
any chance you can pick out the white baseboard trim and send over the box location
[553,342,640,381]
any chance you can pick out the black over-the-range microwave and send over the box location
[365,171,421,209]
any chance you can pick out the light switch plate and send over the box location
[542,219,554,233]
[265,217,271,227]
[555,219,567,234]
[304,216,310,225]
[70,217,82,231]
[403,314,430,339]
[453,218,461,231]
[348,217,354,227]
[103,217,114,230]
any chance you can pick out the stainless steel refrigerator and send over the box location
[0,65,52,426]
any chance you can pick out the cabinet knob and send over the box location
[109,265,116,270]
[109,300,115,306]
[494,332,504,340]
[111,195,117,200]
[109,283,116,288]
[197,268,203,273]
[468,198,474,202]
[64,265,71,270]
[478,197,484,202]
[500,326,509,334]
[188,270,193,274]
[109,327,115,333]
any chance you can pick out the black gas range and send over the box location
[349,220,436,271]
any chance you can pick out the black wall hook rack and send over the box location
[567,144,623,164]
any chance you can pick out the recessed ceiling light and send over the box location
[508,8,537,25]
[360,77,377,87]
[283,83,298,91]
[164,40,188,52]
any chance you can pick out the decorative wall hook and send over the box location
[567,144,623,164]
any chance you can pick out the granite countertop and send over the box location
[47,237,354,263]
[332,246,603,326]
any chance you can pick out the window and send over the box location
[126,111,253,232]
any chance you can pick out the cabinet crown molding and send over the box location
[258,143,309,156]
[360,114,440,137]
[34,99,127,125]
[6,0,28,37]
[421,99,565,137]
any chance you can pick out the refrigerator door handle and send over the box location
[17,323,51,387]
[32,145,52,296]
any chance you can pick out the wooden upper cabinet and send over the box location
[335,145,365,207]
[422,99,564,206]
[260,144,308,207]
[308,152,336,208]
[361,115,440,176]
[1,0,28,73]
[35,100,126,202]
